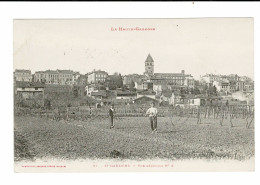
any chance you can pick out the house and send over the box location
[159,90,173,104]
[123,74,145,87]
[15,81,45,107]
[184,75,195,88]
[213,80,230,93]
[153,83,168,96]
[14,69,32,82]
[201,74,221,84]
[137,89,156,99]
[72,72,81,85]
[133,96,159,106]
[134,81,144,90]
[91,90,107,100]
[232,91,254,103]
[153,71,186,86]
[169,91,182,105]
[191,94,222,106]
[34,69,74,85]
[187,98,201,107]
[85,83,106,96]
[87,70,108,84]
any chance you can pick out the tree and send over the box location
[212,85,217,96]
[117,73,123,88]
[193,87,200,95]
[73,85,79,98]
[129,80,135,91]
[202,84,208,94]
[180,87,185,95]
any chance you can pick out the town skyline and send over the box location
[13,64,254,81]
[14,19,254,80]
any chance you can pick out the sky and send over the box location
[13,18,254,80]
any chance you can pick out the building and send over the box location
[153,70,186,86]
[85,83,106,96]
[153,82,168,96]
[135,81,144,90]
[57,70,74,85]
[14,81,45,107]
[87,70,108,84]
[213,80,230,93]
[244,81,254,92]
[116,90,137,100]
[144,54,154,76]
[169,92,182,105]
[34,69,74,85]
[133,96,159,106]
[136,89,156,99]
[143,54,195,88]
[72,72,81,85]
[123,74,144,87]
[91,90,107,100]
[184,75,195,88]
[14,69,32,82]
[159,91,173,105]
[201,74,221,84]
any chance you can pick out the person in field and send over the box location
[146,102,158,133]
[109,105,115,129]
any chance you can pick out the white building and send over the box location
[87,70,108,84]
[213,80,230,93]
[14,69,32,82]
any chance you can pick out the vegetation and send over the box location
[14,114,254,161]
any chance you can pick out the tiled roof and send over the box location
[134,96,159,102]
[15,69,31,74]
[145,54,154,63]
[88,70,108,75]
[154,73,185,76]
[91,90,107,97]
[137,89,156,95]
[116,90,136,96]
[56,70,73,74]
[161,91,173,98]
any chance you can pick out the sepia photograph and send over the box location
[13,18,254,172]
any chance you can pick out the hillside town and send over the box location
[13,54,254,109]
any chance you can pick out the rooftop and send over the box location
[145,54,154,63]
[134,96,159,102]
[154,73,185,77]
[116,90,136,96]
[87,70,108,75]
[15,69,31,74]
[91,90,107,97]
[137,89,156,95]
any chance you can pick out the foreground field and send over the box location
[14,115,254,161]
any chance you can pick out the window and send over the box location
[35,87,38,90]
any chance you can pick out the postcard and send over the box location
[13,18,254,172]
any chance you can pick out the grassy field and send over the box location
[14,115,254,161]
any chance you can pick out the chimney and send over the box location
[181,70,185,74]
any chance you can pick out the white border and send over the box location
[0,2,259,185]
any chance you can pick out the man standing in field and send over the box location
[146,102,158,133]
[109,105,115,129]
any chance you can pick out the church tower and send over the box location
[145,54,154,76]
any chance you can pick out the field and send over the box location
[14,114,254,162]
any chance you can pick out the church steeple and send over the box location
[145,54,154,76]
